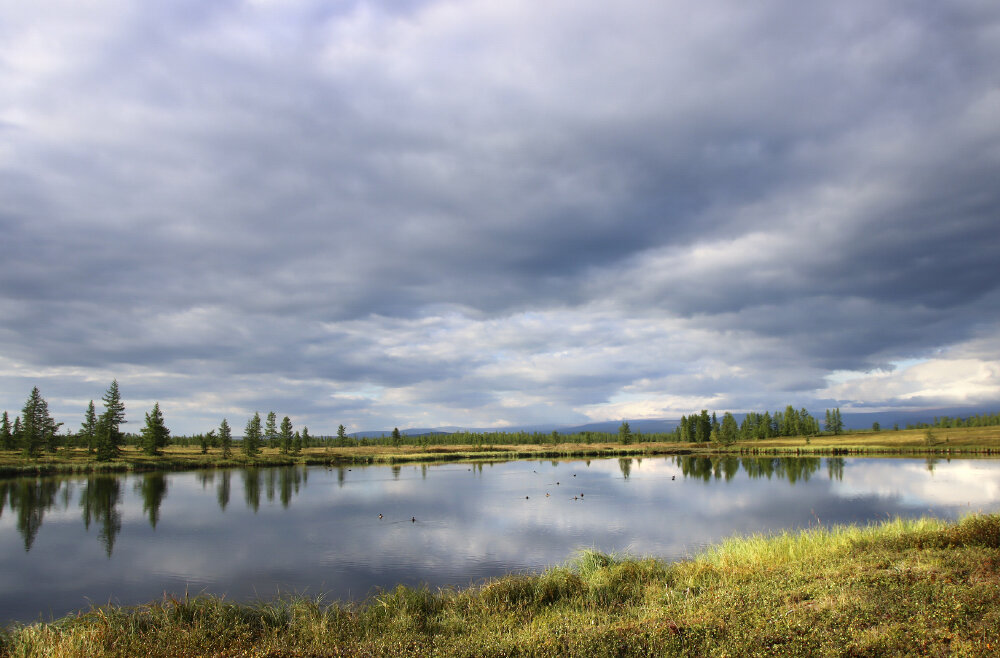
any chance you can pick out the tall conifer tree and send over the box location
[0,411,12,451]
[720,412,739,444]
[96,380,126,461]
[243,412,262,457]
[618,421,632,445]
[140,402,171,455]
[264,412,278,449]
[12,416,22,449]
[80,401,98,453]
[219,418,233,458]
[20,387,61,457]
[279,416,293,455]
[696,410,712,442]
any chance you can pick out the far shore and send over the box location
[1,425,998,477]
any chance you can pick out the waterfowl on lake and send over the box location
[411,517,416,522]
[378,514,383,519]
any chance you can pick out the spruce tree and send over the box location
[265,412,278,449]
[12,416,22,450]
[0,411,12,451]
[80,401,98,453]
[720,412,739,444]
[140,402,171,455]
[243,412,262,457]
[96,380,126,461]
[759,412,772,439]
[298,427,309,453]
[618,421,632,445]
[696,410,712,442]
[21,387,61,457]
[279,416,293,455]
[781,405,798,436]
[337,424,347,441]
[219,418,233,458]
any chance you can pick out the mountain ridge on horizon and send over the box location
[347,404,1000,438]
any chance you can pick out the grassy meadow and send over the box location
[3,513,999,656]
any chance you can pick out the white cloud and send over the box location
[822,356,1000,408]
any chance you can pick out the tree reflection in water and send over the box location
[0,457,959,560]
[136,473,168,529]
[81,476,122,558]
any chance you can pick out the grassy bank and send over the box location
[4,513,999,656]
[1,425,999,477]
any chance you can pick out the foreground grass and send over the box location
[4,514,999,657]
[2,425,999,477]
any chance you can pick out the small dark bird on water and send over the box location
[411,517,416,523]
[378,514,383,519]
[672,476,676,480]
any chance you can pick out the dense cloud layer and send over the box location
[2,0,999,433]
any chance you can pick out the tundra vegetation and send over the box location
[2,514,998,656]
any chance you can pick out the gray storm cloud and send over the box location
[1,0,999,433]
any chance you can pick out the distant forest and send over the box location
[3,381,1000,460]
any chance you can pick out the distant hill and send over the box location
[557,419,681,434]
[347,404,999,438]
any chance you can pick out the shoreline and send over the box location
[3,513,998,656]
[1,425,999,477]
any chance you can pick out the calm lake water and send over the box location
[1,455,999,625]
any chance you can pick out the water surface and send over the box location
[1,456,998,625]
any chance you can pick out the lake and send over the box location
[1,455,998,625]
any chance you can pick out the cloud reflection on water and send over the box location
[0,456,998,624]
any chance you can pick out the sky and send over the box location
[2,0,999,435]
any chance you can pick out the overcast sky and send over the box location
[2,0,999,435]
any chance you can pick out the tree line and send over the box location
[904,412,1000,430]
[0,382,356,461]
[1,381,131,460]
[5,383,1000,459]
